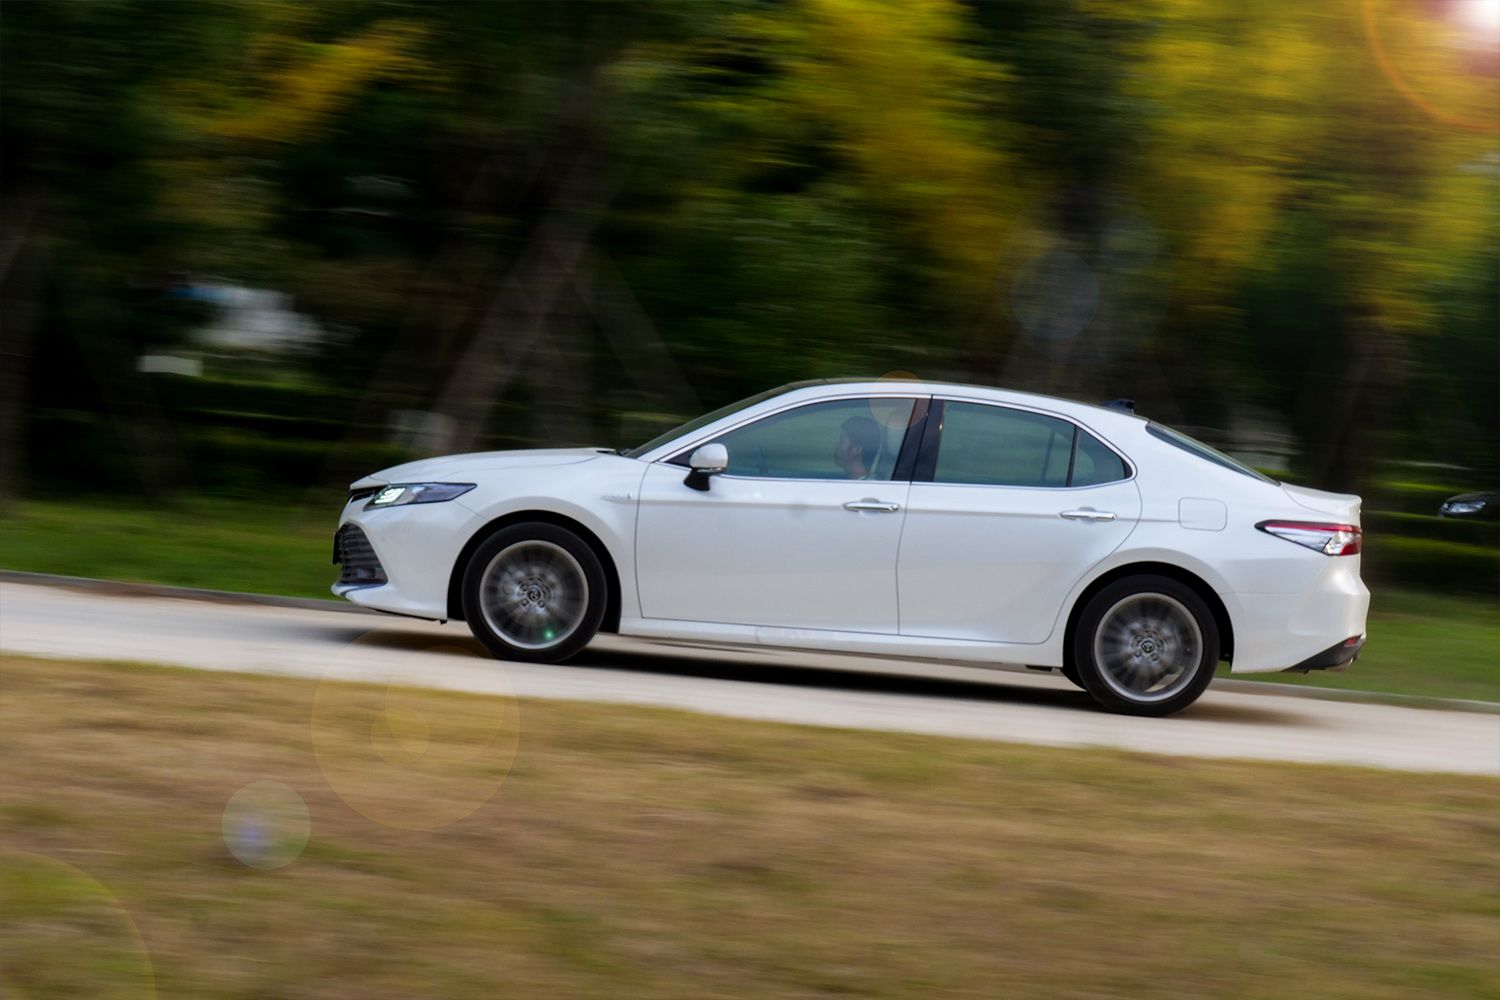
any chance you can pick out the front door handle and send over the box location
[1060,508,1117,522]
[844,499,902,513]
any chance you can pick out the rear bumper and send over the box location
[1224,555,1369,673]
[1283,635,1365,673]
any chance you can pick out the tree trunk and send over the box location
[0,185,50,514]
[1302,317,1402,493]
[430,152,611,454]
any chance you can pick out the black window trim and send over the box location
[1144,422,1275,484]
[912,397,1135,489]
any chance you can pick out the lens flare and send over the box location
[1452,0,1500,40]
[310,628,521,830]
[221,780,312,870]
[1362,0,1500,131]
[0,851,156,998]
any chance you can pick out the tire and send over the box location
[1059,662,1084,690]
[461,522,607,663]
[1071,575,1219,717]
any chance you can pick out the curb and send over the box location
[3,568,1497,715]
[0,568,375,616]
[1213,678,1500,715]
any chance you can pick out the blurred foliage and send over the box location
[1,0,1496,507]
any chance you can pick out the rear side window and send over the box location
[1146,423,1276,483]
[1071,430,1129,487]
[931,402,1130,487]
[932,403,1075,487]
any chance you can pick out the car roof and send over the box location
[764,378,1147,423]
[628,377,1151,463]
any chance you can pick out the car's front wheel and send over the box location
[1072,575,1219,716]
[462,523,606,663]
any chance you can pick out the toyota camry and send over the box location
[333,379,1369,716]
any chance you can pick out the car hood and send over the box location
[1281,483,1362,523]
[351,448,608,488]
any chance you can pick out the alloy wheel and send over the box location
[478,540,590,650]
[1091,592,1204,704]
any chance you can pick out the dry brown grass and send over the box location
[2,654,1497,999]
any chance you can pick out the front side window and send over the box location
[931,402,1130,487]
[696,397,919,481]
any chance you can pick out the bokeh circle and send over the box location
[310,628,521,830]
[1011,249,1101,343]
[0,851,156,999]
[221,780,312,870]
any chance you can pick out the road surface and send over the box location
[2,581,1496,775]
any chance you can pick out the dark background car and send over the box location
[1438,491,1500,520]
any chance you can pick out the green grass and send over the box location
[3,656,1498,999]
[2,497,1496,702]
[0,496,338,600]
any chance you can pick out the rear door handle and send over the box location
[844,499,902,513]
[1060,508,1117,522]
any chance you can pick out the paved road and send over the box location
[2,581,1496,775]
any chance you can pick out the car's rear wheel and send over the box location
[1072,575,1218,716]
[462,523,606,663]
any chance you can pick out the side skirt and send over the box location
[616,617,1061,671]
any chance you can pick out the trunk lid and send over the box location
[1281,483,1362,525]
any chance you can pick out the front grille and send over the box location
[333,524,387,586]
[348,485,380,504]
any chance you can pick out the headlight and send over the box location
[365,483,475,509]
[1442,500,1485,515]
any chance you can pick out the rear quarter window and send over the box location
[1071,430,1130,487]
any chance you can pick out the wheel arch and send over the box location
[447,510,622,633]
[1062,561,1234,669]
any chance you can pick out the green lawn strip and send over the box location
[2,656,1498,999]
[0,497,339,601]
[1231,588,1500,703]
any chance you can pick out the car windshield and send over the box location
[1146,422,1278,484]
[620,386,798,459]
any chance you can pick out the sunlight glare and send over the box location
[1452,0,1500,42]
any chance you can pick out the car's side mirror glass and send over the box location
[684,443,728,491]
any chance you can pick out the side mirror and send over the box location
[684,443,728,492]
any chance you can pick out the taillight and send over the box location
[1256,520,1362,556]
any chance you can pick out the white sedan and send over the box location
[334,380,1369,715]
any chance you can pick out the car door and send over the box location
[635,396,925,633]
[897,399,1141,644]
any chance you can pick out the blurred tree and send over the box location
[1,0,1495,505]
[0,0,423,505]
[0,1,216,507]
[1103,0,1498,487]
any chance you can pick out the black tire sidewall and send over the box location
[462,522,607,663]
[1073,575,1219,716]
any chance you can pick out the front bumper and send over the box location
[331,496,483,620]
[332,524,387,587]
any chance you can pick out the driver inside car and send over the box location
[834,416,883,480]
